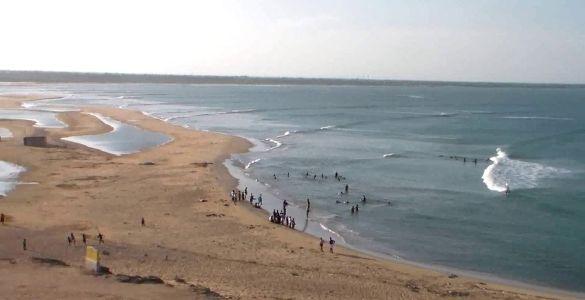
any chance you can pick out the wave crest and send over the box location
[481,148,567,192]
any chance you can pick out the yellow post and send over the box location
[85,246,100,272]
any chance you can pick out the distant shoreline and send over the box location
[1,70,584,88]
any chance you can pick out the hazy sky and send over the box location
[1,0,584,83]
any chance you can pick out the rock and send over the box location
[31,257,69,267]
[140,161,156,165]
[102,250,110,256]
[200,199,207,202]
[142,276,164,284]
[115,274,164,284]
[174,276,186,283]
[448,273,458,279]
[115,274,134,283]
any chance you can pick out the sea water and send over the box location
[61,112,172,156]
[0,161,26,196]
[2,83,584,291]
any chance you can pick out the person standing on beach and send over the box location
[306,198,311,216]
[329,237,335,253]
[23,238,27,251]
[141,217,145,227]
[258,194,263,205]
[335,172,338,179]
[97,233,104,244]
[244,187,248,197]
[70,233,76,245]
[351,206,355,214]
[67,236,71,245]
[319,238,324,251]
[0,213,4,225]
[345,184,349,193]
[82,233,87,244]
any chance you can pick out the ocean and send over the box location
[2,83,584,291]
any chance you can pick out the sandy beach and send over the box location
[0,94,579,299]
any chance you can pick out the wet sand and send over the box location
[0,94,578,299]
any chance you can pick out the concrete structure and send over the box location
[23,136,47,147]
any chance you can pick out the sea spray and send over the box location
[482,148,566,192]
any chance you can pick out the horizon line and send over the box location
[1,69,584,88]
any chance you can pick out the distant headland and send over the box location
[1,70,583,88]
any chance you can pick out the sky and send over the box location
[0,0,584,83]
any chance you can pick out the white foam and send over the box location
[383,153,396,158]
[398,95,426,99]
[482,148,567,192]
[320,125,335,130]
[275,130,295,138]
[319,223,346,243]
[0,161,26,196]
[264,138,283,151]
[83,112,121,131]
[244,158,262,170]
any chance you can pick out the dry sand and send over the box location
[0,94,579,299]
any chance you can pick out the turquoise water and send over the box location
[2,83,585,291]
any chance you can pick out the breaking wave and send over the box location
[244,158,262,170]
[481,148,567,192]
[264,138,283,151]
[320,125,336,130]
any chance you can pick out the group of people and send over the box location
[269,199,296,229]
[269,209,296,229]
[350,204,360,214]
[304,171,347,182]
[66,232,104,246]
[443,155,486,166]
[319,237,336,253]
[232,170,361,253]
[230,187,263,208]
